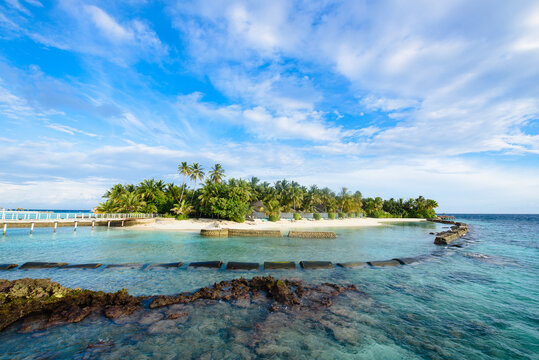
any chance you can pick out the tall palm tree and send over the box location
[189,163,205,203]
[178,161,191,204]
[209,163,225,183]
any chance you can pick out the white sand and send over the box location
[126,217,426,232]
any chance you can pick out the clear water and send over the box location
[0,215,538,359]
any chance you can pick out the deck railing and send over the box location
[0,211,158,221]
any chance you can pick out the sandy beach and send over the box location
[127,217,427,232]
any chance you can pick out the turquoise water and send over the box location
[0,215,538,359]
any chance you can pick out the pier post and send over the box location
[74,221,77,232]
[108,221,111,229]
[54,222,57,233]
[30,222,34,234]
[92,220,95,230]
[3,224,6,236]
[121,220,124,227]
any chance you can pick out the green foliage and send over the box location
[313,213,321,220]
[176,214,190,220]
[97,162,438,222]
[269,214,280,222]
[293,212,301,220]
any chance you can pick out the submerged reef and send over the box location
[0,276,359,332]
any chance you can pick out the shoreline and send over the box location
[126,217,427,232]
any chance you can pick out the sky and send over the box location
[0,0,538,213]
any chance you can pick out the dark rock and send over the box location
[396,257,421,265]
[147,262,183,268]
[105,263,143,269]
[0,264,17,270]
[368,260,401,267]
[264,262,296,270]
[20,262,68,269]
[300,261,334,269]
[61,263,102,269]
[226,262,259,270]
[336,261,369,268]
[188,261,222,269]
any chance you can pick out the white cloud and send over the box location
[84,5,134,42]
[46,123,98,137]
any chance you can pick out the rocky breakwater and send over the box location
[1,276,359,332]
[432,221,469,245]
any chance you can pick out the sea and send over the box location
[0,214,537,359]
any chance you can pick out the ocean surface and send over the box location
[0,215,537,359]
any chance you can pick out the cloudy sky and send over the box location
[0,0,538,213]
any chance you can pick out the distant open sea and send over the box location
[0,214,537,359]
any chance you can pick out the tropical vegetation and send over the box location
[95,162,438,221]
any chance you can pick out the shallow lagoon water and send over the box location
[0,215,538,359]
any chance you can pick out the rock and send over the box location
[147,262,183,268]
[336,261,369,268]
[0,278,141,332]
[396,257,421,265]
[200,229,229,237]
[288,231,337,239]
[61,263,102,269]
[0,264,17,270]
[19,262,68,269]
[226,262,259,271]
[138,311,164,325]
[264,262,296,270]
[300,261,334,269]
[368,260,401,267]
[105,263,143,269]
[147,319,178,334]
[228,229,282,237]
[188,261,222,269]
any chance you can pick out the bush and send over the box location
[328,212,336,219]
[176,214,189,220]
[338,212,346,218]
[348,212,355,218]
[269,214,280,222]
[162,213,175,218]
[293,212,301,220]
[313,213,321,220]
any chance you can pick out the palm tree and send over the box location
[178,161,191,204]
[95,199,116,213]
[171,200,193,216]
[189,162,205,203]
[209,163,225,183]
[137,179,162,202]
[116,192,146,212]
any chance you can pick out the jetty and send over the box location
[1,211,158,235]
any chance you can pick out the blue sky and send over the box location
[0,0,538,213]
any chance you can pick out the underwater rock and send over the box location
[19,262,68,269]
[61,263,102,269]
[369,260,401,267]
[0,264,17,270]
[336,261,369,268]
